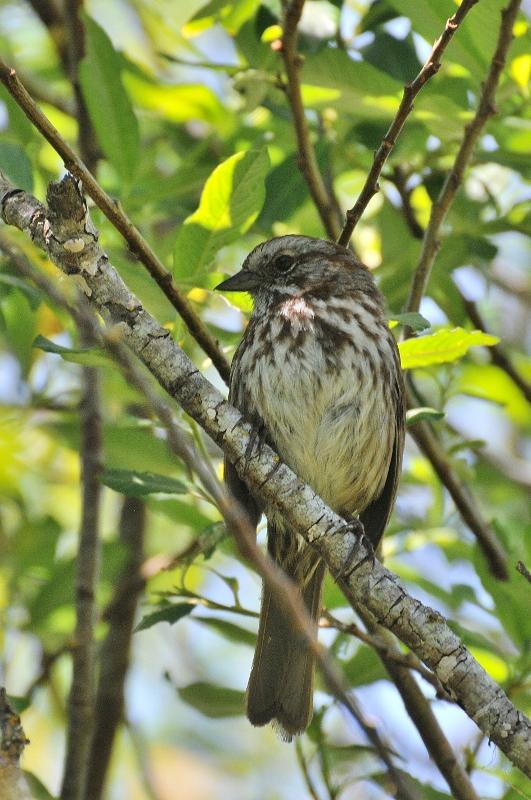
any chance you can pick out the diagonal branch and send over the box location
[338,0,480,247]
[1,172,529,775]
[0,58,231,384]
[281,0,342,240]
[406,0,522,314]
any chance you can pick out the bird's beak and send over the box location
[215,270,260,292]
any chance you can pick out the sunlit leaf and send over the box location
[398,328,499,369]
[178,681,245,717]
[406,407,445,426]
[456,363,531,424]
[173,148,269,284]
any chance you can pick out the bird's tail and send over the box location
[246,532,325,740]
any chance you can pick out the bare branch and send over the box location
[281,0,342,240]
[0,59,231,384]
[407,410,508,580]
[459,296,531,405]
[1,174,529,774]
[61,344,102,800]
[338,0,480,247]
[63,0,100,172]
[406,0,522,313]
[84,497,146,800]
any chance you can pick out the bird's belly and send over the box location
[247,343,394,516]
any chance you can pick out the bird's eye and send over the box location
[274,254,295,271]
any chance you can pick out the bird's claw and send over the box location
[333,518,375,583]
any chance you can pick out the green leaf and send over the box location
[183,0,259,36]
[178,681,245,718]
[302,48,401,115]
[0,141,33,193]
[7,695,31,713]
[79,14,139,181]
[173,148,269,284]
[135,603,194,632]
[33,335,111,367]
[100,468,187,497]
[342,645,387,687]
[388,311,431,332]
[406,407,445,426]
[361,30,422,83]
[23,772,57,800]
[398,328,499,369]
[0,273,41,309]
[193,616,256,647]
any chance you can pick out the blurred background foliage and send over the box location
[0,0,530,798]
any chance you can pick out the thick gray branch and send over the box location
[1,172,529,775]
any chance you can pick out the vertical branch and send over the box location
[281,0,342,240]
[60,356,103,800]
[459,296,531,404]
[63,0,99,172]
[407,417,508,579]
[406,0,522,313]
[84,497,146,800]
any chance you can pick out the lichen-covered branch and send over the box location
[1,173,529,775]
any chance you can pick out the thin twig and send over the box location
[60,338,102,800]
[322,611,447,697]
[0,59,231,384]
[281,0,342,240]
[516,561,531,584]
[295,740,321,800]
[406,0,522,313]
[338,0,480,247]
[84,497,146,800]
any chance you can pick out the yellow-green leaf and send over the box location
[399,328,499,370]
[173,148,269,285]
